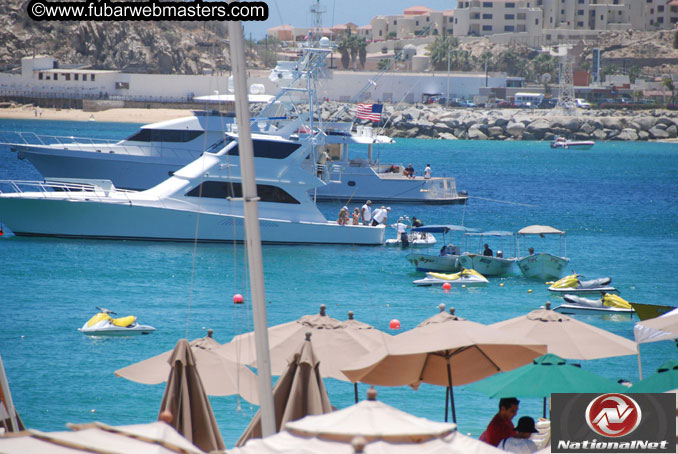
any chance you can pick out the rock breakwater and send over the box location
[318,102,678,142]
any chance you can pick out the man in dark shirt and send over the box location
[483,243,493,257]
[479,397,519,447]
[412,216,423,228]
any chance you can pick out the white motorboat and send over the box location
[384,217,437,248]
[413,268,489,287]
[0,135,385,245]
[406,225,477,273]
[547,274,618,295]
[457,231,517,276]
[3,47,467,205]
[550,136,595,150]
[552,294,634,318]
[79,307,156,336]
[515,225,569,281]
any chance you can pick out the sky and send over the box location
[243,0,458,40]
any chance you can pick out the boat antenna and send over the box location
[228,20,276,437]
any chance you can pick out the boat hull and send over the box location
[629,302,676,321]
[79,326,156,336]
[548,286,618,295]
[552,304,634,318]
[406,253,460,273]
[516,253,569,281]
[0,198,385,245]
[457,254,515,276]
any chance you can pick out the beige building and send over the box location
[453,1,543,38]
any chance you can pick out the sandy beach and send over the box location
[0,106,194,123]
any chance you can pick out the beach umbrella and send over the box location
[217,305,391,383]
[630,360,678,393]
[468,353,626,417]
[341,305,547,423]
[0,352,24,433]
[228,388,503,454]
[634,307,678,344]
[491,303,638,361]
[158,339,226,453]
[115,329,259,404]
[236,332,333,446]
[0,421,205,454]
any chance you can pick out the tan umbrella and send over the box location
[115,330,259,404]
[228,388,503,454]
[236,332,333,446]
[490,303,639,360]
[217,305,391,383]
[159,339,226,453]
[0,421,205,454]
[341,305,547,423]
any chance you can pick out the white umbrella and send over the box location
[228,388,503,454]
[634,307,678,344]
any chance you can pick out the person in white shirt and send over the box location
[392,219,409,247]
[499,416,539,453]
[424,164,432,179]
[360,200,372,226]
[371,206,390,226]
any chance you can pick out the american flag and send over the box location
[356,103,383,122]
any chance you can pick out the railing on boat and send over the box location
[0,179,136,202]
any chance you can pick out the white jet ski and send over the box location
[413,268,489,287]
[547,274,617,295]
[79,307,156,336]
[552,293,634,317]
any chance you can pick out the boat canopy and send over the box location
[412,224,478,234]
[464,231,514,237]
[517,225,565,235]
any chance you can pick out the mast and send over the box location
[227,21,276,436]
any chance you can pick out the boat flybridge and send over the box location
[2,41,467,204]
[0,135,385,245]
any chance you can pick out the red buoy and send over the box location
[442,282,452,291]
[233,294,244,304]
[389,319,401,330]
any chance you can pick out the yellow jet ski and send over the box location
[547,273,617,295]
[553,293,634,318]
[413,268,489,287]
[79,307,156,336]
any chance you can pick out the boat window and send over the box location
[125,129,204,143]
[186,181,301,204]
[226,140,301,159]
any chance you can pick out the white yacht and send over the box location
[3,45,467,205]
[0,135,385,245]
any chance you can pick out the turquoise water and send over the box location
[0,119,677,445]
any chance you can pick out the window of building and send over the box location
[91,74,95,81]
[658,5,664,12]
[482,13,492,19]
[483,2,492,7]
[38,72,43,80]
[65,73,70,81]
[186,181,300,205]
[577,21,584,26]
[601,14,604,20]
[561,9,565,15]
[506,2,515,7]
[449,17,453,23]
[482,24,493,30]
[393,20,397,25]
[426,17,429,22]
[379,30,383,36]
[578,0,584,3]
[53,74,58,81]
[82,74,87,81]
[504,25,515,31]
[416,20,419,26]
[658,16,664,23]
[505,14,515,20]
[536,18,539,25]
[577,9,584,15]
[518,12,526,19]
[74,74,79,81]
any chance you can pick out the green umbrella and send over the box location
[467,353,626,417]
[630,360,678,393]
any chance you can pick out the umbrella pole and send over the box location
[543,397,547,419]
[354,382,359,403]
[637,346,643,380]
[447,358,456,423]
[444,387,449,422]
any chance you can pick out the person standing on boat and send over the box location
[392,220,409,247]
[483,244,493,257]
[424,164,432,179]
[371,206,390,226]
[352,208,360,225]
[412,216,423,228]
[360,200,372,226]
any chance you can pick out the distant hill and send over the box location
[0,0,264,74]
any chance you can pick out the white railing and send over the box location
[0,180,135,203]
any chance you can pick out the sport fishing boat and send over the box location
[2,46,467,205]
[0,135,385,245]
[457,231,517,276]
[547,274,618,295]
[413,268,489,287]
[552,294,634,318]
[550,136,595,150]
[406,225,478,273]
[79,307,156,336]
[515,225,569,281]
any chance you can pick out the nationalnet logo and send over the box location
[552,393,675,453]
[585,394,641,438]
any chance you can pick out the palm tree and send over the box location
[426,36,459,71]
[663,77,675,103]
[337,33,351,69]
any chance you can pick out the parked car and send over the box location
[497,100,517,108]
[538,98,558,109]
[575,98,591,109]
